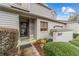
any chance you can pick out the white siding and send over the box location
[36,18,66,39]
[0,11,19,30]
[0,10,21,49]
[67,23,79,33]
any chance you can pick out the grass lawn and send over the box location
[43,35,79,56]
[44,42,79,56]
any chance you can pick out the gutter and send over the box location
[0,4,66,24]
[0,4,29,13]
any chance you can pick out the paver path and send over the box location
[20,43,40,56]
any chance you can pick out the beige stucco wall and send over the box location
[29,3,54,19]
[67,23,79,33]
[36,18,66,39]
[53,31,73,42]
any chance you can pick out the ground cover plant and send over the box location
[44,42,79,56]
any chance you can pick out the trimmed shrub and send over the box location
[73,33,79,39]
[70,35,79,47]
[70,40,79,47]
[44,42,79,56]
[43,38,48,43]
[75,36,79,40]
[37,38,48,44]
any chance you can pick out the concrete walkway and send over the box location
[20,43,40,56]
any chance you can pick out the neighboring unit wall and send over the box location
[51,22,66,29]
[29,3,55,19]
[67,23,79,33]
[0,3,10,7]
[53,31,73,42]
[36,18,66,39]
[11,3,30,11]
[2,3,56,20]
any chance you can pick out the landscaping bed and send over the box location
[33,42,45,56]
[33,38,48,56]
[44,42,79,56]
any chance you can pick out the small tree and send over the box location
[69,14,79,21]
[49,29,53,36]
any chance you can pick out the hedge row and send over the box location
[70,36,79,47]
[44,42,79,56]
[73,33,79,38]
[74,36,79,41]
[70,40,79,47]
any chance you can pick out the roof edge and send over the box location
[0,4,66,25]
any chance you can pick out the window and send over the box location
[40,21,48,31]
[58,33,62,36]
[54,25,63,29]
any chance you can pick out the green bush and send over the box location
[75,36,79,40]
[73,33,79,39]
[44,42,79,56]
[36,38,48,45]
[43,38,48,43]
[70,40,79,47]
[70,35,79,47]
[72,36,79,41]
[49,29,53,36]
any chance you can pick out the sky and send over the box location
[47,3,79,20]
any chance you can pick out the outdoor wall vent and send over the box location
[58,33,62,36]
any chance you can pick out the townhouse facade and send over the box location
[0,3,66,46]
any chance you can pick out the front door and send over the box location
[20,22,29,37]
[19,16,29,45]
[19,16,36,45]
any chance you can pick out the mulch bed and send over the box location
[33,42,45,56]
